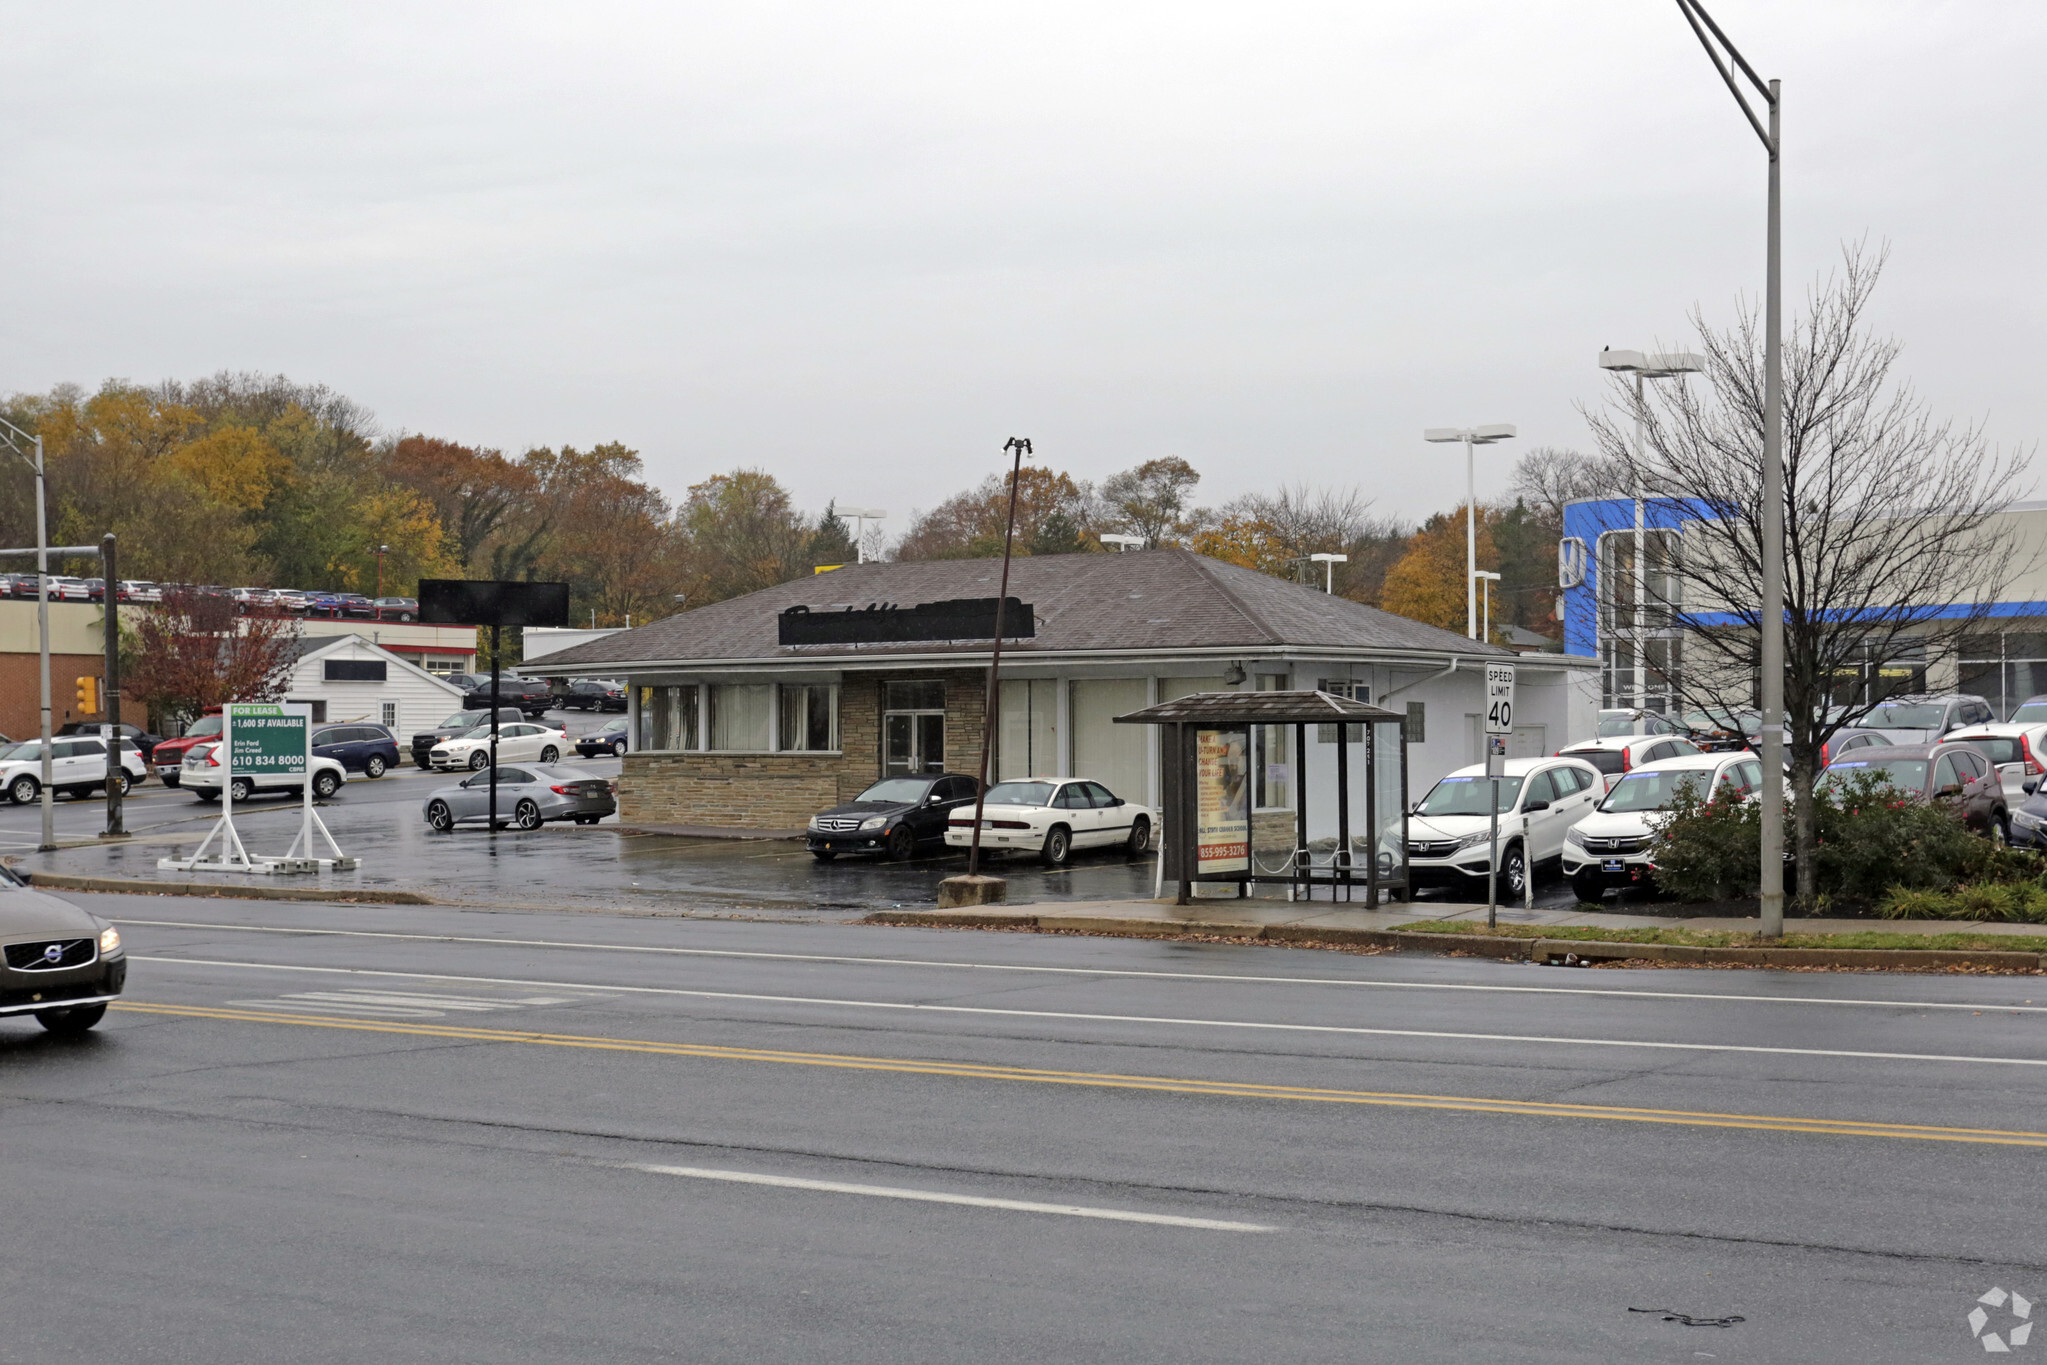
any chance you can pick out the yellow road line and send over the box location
[111,1001,2047,1148]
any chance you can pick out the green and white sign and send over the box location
[226,702,309,777]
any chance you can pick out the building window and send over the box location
[885,680,945,712]
[709,684,772,751]
[1254,674,1290,810]
[882,679,947,776]
[1315,678,1366,744]
[1404,701,1426,744]
[1958,632,2047,720]
[640,685,700,751]
[422,658,460,675]
[998,679,1059,781]
[381,702,398,730]
[777,683,839,752]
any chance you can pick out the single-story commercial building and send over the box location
[279,634,467,735]
[525,549,1599,832]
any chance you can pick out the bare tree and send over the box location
[1588,244,2034,901]
[1509,445,1624,535]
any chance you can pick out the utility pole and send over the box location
[1673,0,1784,936]
[101,534,125,839]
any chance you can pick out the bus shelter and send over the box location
[1115,690,1408,907]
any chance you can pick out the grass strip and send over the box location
[1393,920,2047,954]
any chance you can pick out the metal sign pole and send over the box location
[100,533,125,838]
[489,623,501,832]
[1484,663,1516,928]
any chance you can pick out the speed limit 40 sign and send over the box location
[1485,663,1516,735]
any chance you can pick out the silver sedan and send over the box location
[421,764,616,831]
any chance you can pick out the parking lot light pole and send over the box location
[1672,0,1784,936]
[0,416,55,851]
[966,439,1030,881]
[1309,552,1347,593]
[1424,425,1517,639]
[100,533,125,839]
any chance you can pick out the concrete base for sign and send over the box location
[937,875,1007,908]
[157,856,318,875]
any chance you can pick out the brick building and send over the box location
[523,548,1599,832]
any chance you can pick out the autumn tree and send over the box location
[527,443,685,625]
[1380,506,1501,634]
[674,468,810,604]
[1100,457,1201,547]
[1190,484,1406,603]
[126,590,302,723]
[385,436,542,573]
[894,466,1099,560]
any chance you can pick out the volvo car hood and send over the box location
[0,885,105,938]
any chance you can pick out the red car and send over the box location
[150,713,224,788]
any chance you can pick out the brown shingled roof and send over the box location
[523,547,1513,670]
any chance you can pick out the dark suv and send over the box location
[561,680,627,712]
[409,707,523,769]
[462,677,555,717]
[805,773,981,861]
[1818,741,2008,839]
[311,723,402,777]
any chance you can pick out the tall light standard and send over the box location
[1100,533,1144,553]
[835,507,886,563]
[1597,349,1704,713]
[1474,569,1501,643]
[0,416,55,851]
[1672,0,1785,938]
[373,544,391,599]
[1309,552,1347,593]
[1424,424,1517,639]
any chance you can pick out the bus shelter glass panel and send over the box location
[1371,720,1407,889]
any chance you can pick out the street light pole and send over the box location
[967,440,1028,881]
[1424,425,1517,639]
[1673,0,1785,937]
[374,544,390,599]
[0,417,55,851]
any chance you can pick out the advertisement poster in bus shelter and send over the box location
[1194,728,1249,874]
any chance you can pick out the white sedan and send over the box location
[943,776,1155,866]
[181,742,346,802]
[427,722,569,772]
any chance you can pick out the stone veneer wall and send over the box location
[618,666,990,830]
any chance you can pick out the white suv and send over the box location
[1556,734,1704,793]
[1405,756,1604,900]
[1562,751,1763,902]
[0,735,147,804]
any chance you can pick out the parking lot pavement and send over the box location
[3,706,1164,915]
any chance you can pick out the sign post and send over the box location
[1484,663,1516,928]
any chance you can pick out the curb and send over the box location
[22,872,437,905]
[860,909,2047,971]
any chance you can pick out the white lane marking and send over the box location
[224,988,583,1019]
[131,956,2047,1069]
[614,1162,1275,1232]
[107,919,2047,1016]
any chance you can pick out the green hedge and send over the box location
[1650,771,2018,904]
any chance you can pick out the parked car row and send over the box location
[0,574,426,618]
[1407,734,2015,904]
[801,772,1156,868]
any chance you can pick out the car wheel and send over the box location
[313,770,341,799]
[811,849,837,861]
[229,777,254,802]
[426,799,454,831]
[540,746,559,763]
[413,757,432,770]
[1499,842,1528,899]
[1570,869,1605,904]
[514,799,543,831]
[1125,816,1151,856]
[468,751,489,771]
[883,825,917,860]
[611,741,627,757]
[1040,825,1073,867]
[1991,812,2010,847]
[365,755,387,779]
[161,772,180,788]
[195,789,220,803]
[6,774,35,805]
[36,1002,106,1036]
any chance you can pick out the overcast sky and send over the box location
[3,1,2041,530]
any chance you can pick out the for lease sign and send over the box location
[226,702,309,777]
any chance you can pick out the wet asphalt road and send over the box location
[0,711,1164,914]
[7,894,2047,1362]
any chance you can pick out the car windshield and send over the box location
[186,716,223,738]
[856,778,932,803]
[1821,758,1929,793]
[601,719,627,732]
[1866,704,1945,729]
[0,741,45,761]
[1596,714,1637,737]
[984,781,1054,807]
[441,711,484,727]
[2008,702,2047,723]
[460,726,495,740]
[1599,768,1712,813]
[1415,775,1523,816]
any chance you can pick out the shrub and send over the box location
[1651,769,2010,904]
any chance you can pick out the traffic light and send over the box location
[75,675,98,714]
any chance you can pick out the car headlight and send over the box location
[98,925,120,954]
[2015,810,2043,830]
[1564,827,1589,848]
[859,815,888,831]
[1449,829,1493,851]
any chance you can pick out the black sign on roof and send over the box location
[778,597,1034,647]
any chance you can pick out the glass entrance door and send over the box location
[883,711,946,776]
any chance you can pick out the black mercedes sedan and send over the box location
[0,866,127,1034]
[806,773,981,861]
